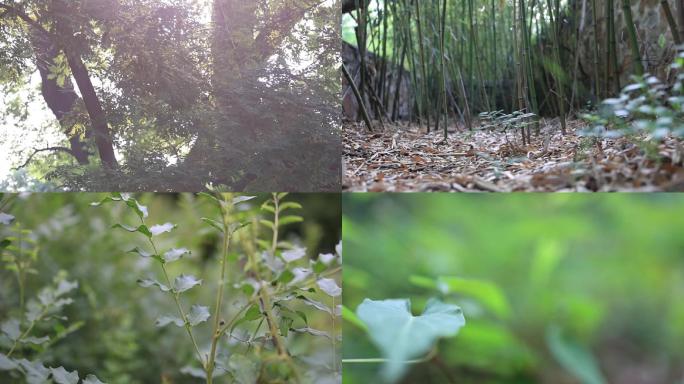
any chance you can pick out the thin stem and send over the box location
[142,218,204,369]
[342,348,438,364]
[7,308,46,357]
[206,194,233,383]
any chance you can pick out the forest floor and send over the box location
[343,119,684,192]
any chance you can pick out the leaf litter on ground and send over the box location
[343,120,684,192]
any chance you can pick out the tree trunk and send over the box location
[185,0,317,168]
[52,0,118,168]
[31,31,90,165]
[678,0,684,43]
[343,0,369,14]
[64,51,118,168]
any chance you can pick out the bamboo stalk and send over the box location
[622,0,644,75]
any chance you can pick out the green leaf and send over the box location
[124,199,148,219]
[187,305,211,326]
[278,202,302,211]
[173,274,202,293]
[279,316,293,337]
[198,192,220,204]
[411,275,511,320]
[156,315,184,327]
[298,296,333,315]
[231,304,261,331]
[51,366,79,384]
[342,305,367,332]
[658,33,666,49]
[129,247,164,263]
[261,203,276,214]
[259,219,274,230]
[228,354,258,384]
[163,248,189,263]
[546,325,606,384]
[201,217,224,232]
[312,260,327,274]
[228,222,250,234]
[112,223,152,238]
[232,196,256,205]
[278,215,303,226]
[137,278,171,292]
[277,269,295,285]
[149,223,176,236]
[83,374,106,384]
[291,327,331,339]
[357,298,465,382]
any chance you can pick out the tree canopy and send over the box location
[0,0,340,192]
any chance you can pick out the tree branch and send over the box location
[13,146,77,170]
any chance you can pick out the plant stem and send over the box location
[206,194,233,383]
[7,306,48,357]
[342,348,438,364]
[144,226,204,369]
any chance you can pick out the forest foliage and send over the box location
[0,0,340,192]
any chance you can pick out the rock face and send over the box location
[568,0,680,89]
[341,41,411,121]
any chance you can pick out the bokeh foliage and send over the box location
[343,194,684,383]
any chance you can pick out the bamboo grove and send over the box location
[343,0,684,143]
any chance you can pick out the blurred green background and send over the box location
[343,194,684,384]
[0,193,340,383]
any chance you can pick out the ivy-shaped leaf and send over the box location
[318,253,336,265]
[281,247,306,262]
[317,278,341,297]
[356,298,465,382]
[149,223,176,236]
[1,319,21,340]
[128,247,157,260]
[0,353,17,370]
[112,224,152,238]
[156,315,184,327]
[163,248,190,263]
[187,305,210,326]
[50,366,79,384]
[173,274,202,293]
[137,278,171,292]
[16,358,50,382]
[0,212,15,225]
[83,374,107,384]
